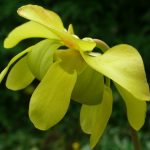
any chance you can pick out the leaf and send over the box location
[115,83,147,130]
[81,44,150,100]
[27,39,61,80]
[80,86,113,148]
[0,47,31,83]
[6,56,34,90]
[29,61,77,130]
[17,4,64,30]
[4,21,59,48]
[72,66,104,105]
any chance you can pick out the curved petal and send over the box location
[81,44,150,100]
[17,4,64,30]
[115,83,147,131]
[72,66,104,105]
[4,21,59,48]
[0,47,32,83]
[80,86,113,148]
[48,28,96,51]
[27,39,61,80]
[17,5,96,51]
[0,67,9,83]
[29,61,77,130]
[6,56,34,90]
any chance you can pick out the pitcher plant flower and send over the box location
[0,4,150,149]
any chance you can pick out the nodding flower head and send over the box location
[0,4,150,149]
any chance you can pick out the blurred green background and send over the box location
[0,0,150,149]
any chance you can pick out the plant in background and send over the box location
[0,4,149,149]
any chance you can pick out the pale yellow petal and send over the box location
[81,44,150,100]
[17,5,95,51]
[115,83,147,130]
[49,28,96,51]
[0,67,9,83]
[17,4,64,30]
[4,21,59,48]
[55,49,86,74]
[27,39,61,80]
[6,56,34,90]
[0,47,32,83]
[72,66,104,105]
[29,61,77,130]
[80,86,113,148]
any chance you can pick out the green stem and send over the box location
[129,126,141,150]
[93,39,110,53]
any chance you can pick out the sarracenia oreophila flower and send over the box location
[0,4,150,148]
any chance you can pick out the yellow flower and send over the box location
[0,4,149,149]
[0,4,102,131]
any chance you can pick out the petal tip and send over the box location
[17,4,33,16]
[17,6,26,17]
[4,38,12,48]
[29,112,49,131]
[130,124,142,132]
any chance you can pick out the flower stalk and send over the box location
[129,125,141,150]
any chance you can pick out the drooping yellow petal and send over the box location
[6,56,34,90]
[4,21,59,48]
[0,47,32,83]
[29,61,77,130]
[80,86,113,149]
[115,83,147,131]
[81,44,150,100]
[17,4,64,30]
[27,39,62,80]
[72,66,104,105]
